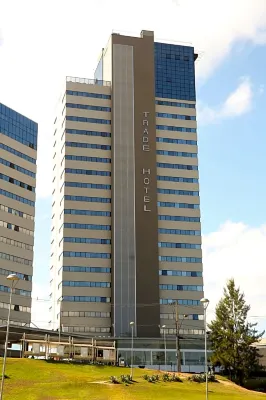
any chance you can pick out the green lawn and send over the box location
[1,359,265,399]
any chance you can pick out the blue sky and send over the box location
[1,0,266,331]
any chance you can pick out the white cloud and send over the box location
[203,221,266,332]
[0,0,266,198]
[198,77,253,124]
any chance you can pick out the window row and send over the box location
[156,112,196,120]
[0,204,34,221]
[64,326,110,333]
[158,201,199,209]
[159,256,202,263]
[63,223,111,230]
[158,228,201,236]
[0,220,34,236]
[160,298,201,305]
[160,313,203,320]
[64,155,111,163]
[63,266,111,273]
[159,270,202,277]
[158,242,201,249]
[0,157,36,178]
[0,251,32,267]
[66,103,111,112]
[64,195,111,204]
[156,125,196,133]
[64,209,111,217]
[66,128,111,138]
[0,143,36,164]
[158,215,200,222]
[156,137,197,145]
[65,182,111,190]
[157,176,198,183]
[0,235,33,251]
[66,116,111,125]
[62,311,110,318]
[66,90,111,100]
[62,251,110,259]
[157,162,198,171]
[0,301,30,313]
[65,141,111,150]
[0,265,31,281]
[63,296,110,302]
[157,150,197,158]
[62,281,111,288]
[65,168,111,176]
[160,328,204,336]
[64,237,111,245]
[0,112,37,150]
[160,284,203,291]
[157,188,199,196]
[0,172,35,192]
[155,100,195,108]
[0,284,31,297]
[0,188,34,207]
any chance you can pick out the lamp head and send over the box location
[162,324,166,328]
[7,274,19,281]
[130,321,134,326]
[200,298,210,309]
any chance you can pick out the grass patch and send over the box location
[1,358,265,399]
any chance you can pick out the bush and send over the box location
[171,374,182,382]
[188,373,216,383]
[163,373,171,382]
[110,376,119,384]
[143,374,149,381]
[120,374,132,384]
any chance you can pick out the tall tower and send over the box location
[0,102,37,326]
[50,30,204,338]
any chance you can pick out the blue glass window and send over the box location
[157,175,198,183]
[66,129,111,138]
[63,266,111,273]
[160,299,200,306]
[157,162,198,171]
[159,256,202,263]
[158,215,200,222]
[64,237,111,244]
[0,143,36,164]
[154,42,196,101]
[156,112,196,120]
[156,137,197,145]
[66,116,111,125]
[64,195,111,203]
[66,103,111,112]
[64,209,111,217]
[65,155,111,163]
[157,202,199,209]
[157,188,198,196]
[0,157,36,178]
[0,188,34,207]
[0,103,37,149]
[65,169,111,177]
[66,90,111,100]
[159,284,203,291]
[156,125,196,133]
[0,173,35,192]
[65,142,111,150]
[62,251,111,259]
[63,296,110,303]
[63,223,111,230]
[156,100,195,108]
[159,270,202,277]
[157,150,197,158]
[158,242,201,249]
[158,228,201,235]
[62,281,111,288]
[65,182,111,190]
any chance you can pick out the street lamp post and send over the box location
[130,322,134,379]
[0,274,20,400]
[200,298,210,400]
[162,325,167,370]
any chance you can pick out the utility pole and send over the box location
[173,302,181,373]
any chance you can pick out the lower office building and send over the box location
[50,30,204,339]
[0,102,37,326]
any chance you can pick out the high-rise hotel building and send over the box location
[50,30,204,338]
[0,103,37,326]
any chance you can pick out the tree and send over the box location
[209,279,264,385]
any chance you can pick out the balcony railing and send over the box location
[66,76,111,87]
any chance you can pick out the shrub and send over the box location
[110,376,119,384]
[163,373,171,382]
[143,374,149,381]
[188,373,216,383]
[120,374,132,384]
[171,374,182,382]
